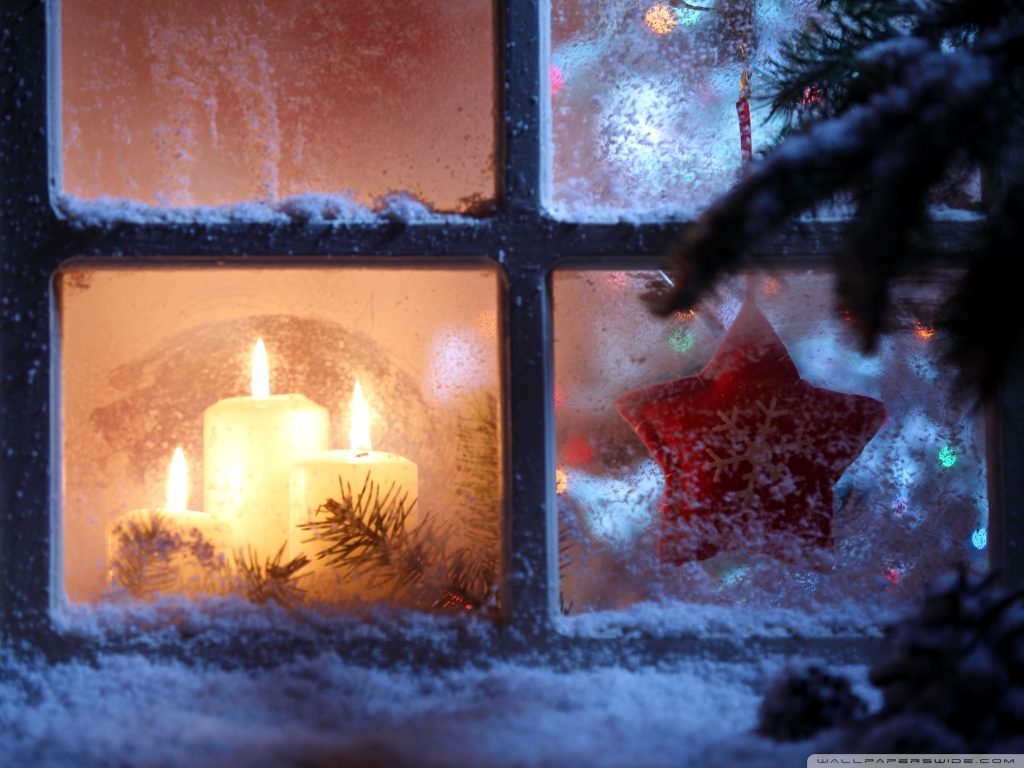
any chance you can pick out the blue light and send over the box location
[938,444,958,468]
[971,528,988,550]
[673,2,715,26]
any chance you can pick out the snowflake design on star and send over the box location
[703,397,814,506]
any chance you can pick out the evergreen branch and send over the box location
[453,391,502,585]
[655,3,1024,393]
[108,511,178,599]
[234,543,310,608]
[298,473,423,596]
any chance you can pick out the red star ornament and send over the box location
[616,301,886,565]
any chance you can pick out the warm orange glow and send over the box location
[914,321,935,340]
[762,277,781,296]
[675,309,697,321]
[555,468,568,495]
[350,380,372,453]
[251,338,270,398]
[166,447,188,512]
[644,4,677,34]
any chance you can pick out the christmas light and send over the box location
[668,327,695,353]
[971,528,988,550]
[555,468,568,495]
[550,63,564,97]
[914,321,935,340]
[644,4,677,34]
[938,444,959,468]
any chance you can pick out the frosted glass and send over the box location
[62,1,496,213]
[548,1,982,220]
[553,271,988,616]
[57,266,502,611]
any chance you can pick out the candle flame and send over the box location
[252,338,270,398]
[349,380,372,454]
[166,447,188,512]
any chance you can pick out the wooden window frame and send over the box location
[0,0,1013,664]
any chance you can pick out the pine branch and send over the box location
[654,0,1024,394]
[234,543,310,608]
[108,511,179,599]
[298,473,424,596]
[452,391,502,600]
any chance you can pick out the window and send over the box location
[0,1,1013,656]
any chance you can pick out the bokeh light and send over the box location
[644,3,677,35]
[668,327,695,353]
[971,527,988,550]
[938,444,959,468]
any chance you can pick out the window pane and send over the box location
[554,270,988,628]
[549,0,796,218]
[56,265,503,616]
[61,1,496,214]
[548,2,985,220]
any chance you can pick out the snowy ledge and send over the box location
[53,596,500,661]
[545,200,986,225]
[45,596,900,667]
[557,600,897,641]
[56,193,486,228]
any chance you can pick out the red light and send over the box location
[550,64,564,97]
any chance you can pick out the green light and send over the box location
[669,327,695,354]
[673,4,707,26]
[938,444,958,468]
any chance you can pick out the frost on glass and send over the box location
[549,0,813,218]
[56,266,502,616]
[554,271,988,619]
[548,1,981,220]
[61,1,496,214]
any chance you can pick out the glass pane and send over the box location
[548,2,985,220]
[56,265,503,617]
[61,1,496,215]
[549,0,800,218]
[554,270,988,629]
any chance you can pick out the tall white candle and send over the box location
[290,380,418,602]
[107,447,232,597]
[204,339,329,557]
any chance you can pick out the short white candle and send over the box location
[290,380,418,601]
[107,447,232,597]
[204,338,329,557]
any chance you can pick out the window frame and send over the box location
[0,0,1015,663]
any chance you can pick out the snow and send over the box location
[56,192,480,228]
[0,639,869,767]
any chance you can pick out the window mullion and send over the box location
[501,0,545,217]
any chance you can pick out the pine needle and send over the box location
[234,543,310,608]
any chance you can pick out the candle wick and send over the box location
[356,451,369,458]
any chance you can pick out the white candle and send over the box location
[290,380,418,601]
[204,338,329,557]
[107,447,232,597]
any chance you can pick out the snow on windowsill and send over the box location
[545,200,985,225]
[559,599,898,640]
[56,193,484,228]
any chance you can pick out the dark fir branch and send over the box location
[234,544,310,608]
[654,0,1024,396]
[108,512,179,599]
[445,391,502,610]
[298,474,426,596]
